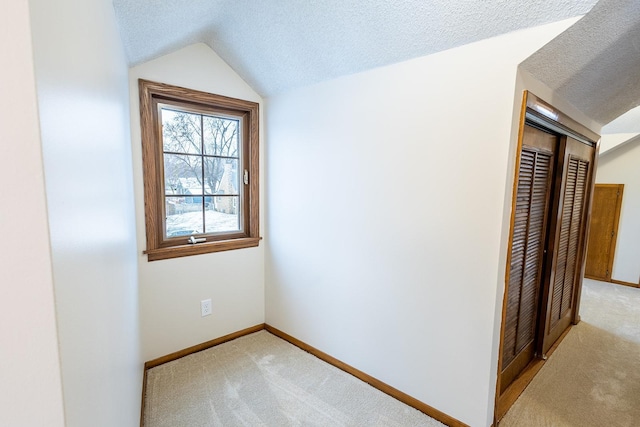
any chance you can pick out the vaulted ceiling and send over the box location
[113,0,598,96]
[113,0,640,128]
[521,0,640,126]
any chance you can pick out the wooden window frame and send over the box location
[139,79,260,261]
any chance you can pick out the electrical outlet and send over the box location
[201,299,212,317]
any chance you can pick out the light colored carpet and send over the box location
[500,279,640,427]
[144,331,445,427]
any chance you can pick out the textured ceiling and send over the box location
[603,105,640,133]
[521,0,640,126]
[113,0,597,96]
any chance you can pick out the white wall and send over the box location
[129,44,265,361]
[266,20,578,427]
[0,2,65,426]
[28,0,142,425]
[595,139,640,284]
[599,133,640,155]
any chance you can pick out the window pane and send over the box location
[205,196,240,233]
[164,154,203,195]
[165,197,204,237]
[203,116,239,157]
[204,158,239,195]
[162,109,202,154]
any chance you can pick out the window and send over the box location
[138,79,260,261]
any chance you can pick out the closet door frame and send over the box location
[494,91,600,422]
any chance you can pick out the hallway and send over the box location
[500,279,640,426]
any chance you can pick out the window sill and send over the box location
[144,237,262,261]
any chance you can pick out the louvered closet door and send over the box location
[500,125,557,392]
[541,136,595,355]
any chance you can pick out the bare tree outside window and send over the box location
[161,108,241,237]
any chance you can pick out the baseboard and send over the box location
[496,358,544,421]
[141,323,468,427]
[140,367,148,427]
[144,323,265,369]
[495,324,572,422]
[584,275,638,289]
[610,279,639,289]
[265,324,469,427]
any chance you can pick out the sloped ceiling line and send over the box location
[521,0,640,126]
[113,0,598,96]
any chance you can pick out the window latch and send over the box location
[244,170,249,185]
[188,236,206,244]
